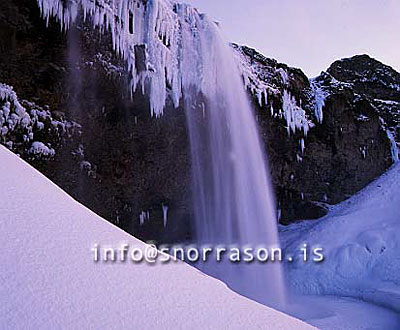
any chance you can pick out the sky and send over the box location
[185,0,400,77]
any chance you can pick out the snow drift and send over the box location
[0,145,311,329]
[282,162,400,311]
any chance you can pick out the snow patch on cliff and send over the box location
[234,45,314,140]
[0,83,78,158]
[29,141,55,157]
[234,45,278,108]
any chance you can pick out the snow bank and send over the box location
[282,163,400,311]
[0,145,311,329]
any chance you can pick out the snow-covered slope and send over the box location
[0,145,311,329]
[282,162,400,311]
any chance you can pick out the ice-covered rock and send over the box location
[0,82,80,160]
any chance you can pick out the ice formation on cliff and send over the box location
[310,78,329,123]
[37,0,234,117]
[282,91,313,136]
[234,45,314,139]
[387,129,399,163]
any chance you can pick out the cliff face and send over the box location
[0,0,397,243]
[327,55,400,151]
[236,46,396,222]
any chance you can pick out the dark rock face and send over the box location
[0,0,397,243]
[327,55,400,143]
[328,54,400,102]
[237,46,394,223]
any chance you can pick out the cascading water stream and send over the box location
[180,10,285,307]
[37,0,286,308]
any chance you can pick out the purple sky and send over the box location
[185,0,400,77]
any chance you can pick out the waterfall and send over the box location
[37,0,285,307]
[180,8,285,307]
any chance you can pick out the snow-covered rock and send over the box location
[234,44,315,140]
[0,82,80,160]
[0,145,311,329]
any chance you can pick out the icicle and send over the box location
[387,130,399,163]
[139,212,145,226]
[36,0,191,117]
[282,90,313,137]
[300,138,305,153]
[139,210,150,226]
[162,204,168,228]
[360,146,367,159]
[296,153,303,163]
[277,204,282,223]
[310,78,328,124]
[257,90,263,107]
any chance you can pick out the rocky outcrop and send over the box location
[0,82,81,162]
[0,0,397,243]
[236,46,395,223]
[327,55,400,157]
